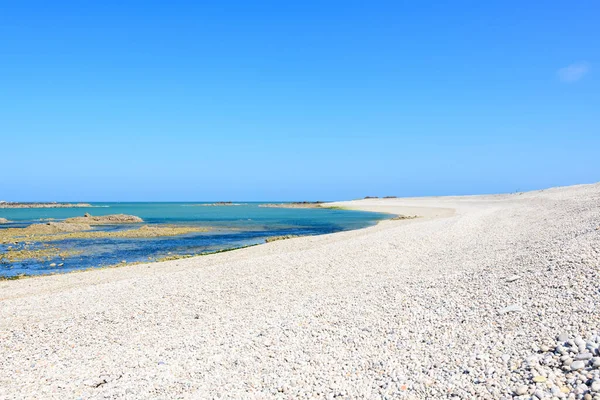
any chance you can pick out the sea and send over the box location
[0,203,389,277]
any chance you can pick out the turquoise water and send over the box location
[0,203,389,277]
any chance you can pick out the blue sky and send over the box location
[1,1,598,201]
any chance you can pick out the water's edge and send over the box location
[0,203,391,279]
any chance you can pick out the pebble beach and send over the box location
[1,183,599,399]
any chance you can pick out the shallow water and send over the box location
[0,203,389,277]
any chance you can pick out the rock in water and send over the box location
[65,214,143,224]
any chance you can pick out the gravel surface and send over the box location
[0,183,598,399]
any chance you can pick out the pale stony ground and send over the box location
[0,183,599,399]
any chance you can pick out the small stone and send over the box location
[591,380,600,392]
[506,274,521,283]
[571,361,586,370]
[49,263,56,267]
[575,353,593,360]
[514,385,528,395]
[540,344,550,352]
[533,376,548,383]
[558,333,570,342]
[551,386,561,396]
[534,389,545,399]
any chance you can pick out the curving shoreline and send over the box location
[0,183,599,398]
[0,210,385,278]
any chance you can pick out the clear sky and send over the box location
[1,1,598,201]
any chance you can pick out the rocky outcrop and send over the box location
[0,218,9,224]
[64,214,143,224]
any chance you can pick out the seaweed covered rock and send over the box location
[0,222,91,244]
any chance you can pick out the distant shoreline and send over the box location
[189,202,243,206]
[0,202,92,209]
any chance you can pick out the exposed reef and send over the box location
[64,213,143,224]
[0,222,207,244]
[48,225,208,240]
[0,222,92,243]
[0,218,9,224]
[0,246,82,262]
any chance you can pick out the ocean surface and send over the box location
[0,203,389,277]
